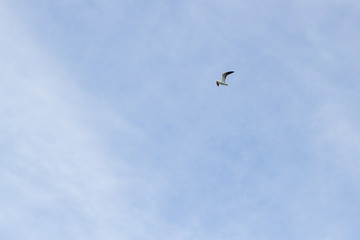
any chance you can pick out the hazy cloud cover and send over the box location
[1,1,360,239]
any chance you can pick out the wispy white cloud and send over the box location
[0,3,157,240]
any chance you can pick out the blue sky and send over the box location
[1,0,360,239]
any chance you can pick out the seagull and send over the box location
[216,71,234,86]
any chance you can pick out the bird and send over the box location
[216,71,234,86]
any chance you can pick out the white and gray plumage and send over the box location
[216,71,234,86]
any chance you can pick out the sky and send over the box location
[1,0,360,239]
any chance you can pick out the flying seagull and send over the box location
[216,71,234,86]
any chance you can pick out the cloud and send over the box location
[0,3,151,239]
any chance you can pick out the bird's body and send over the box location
[216,71,234,86]
[216,81,228,86]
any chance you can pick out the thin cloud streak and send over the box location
[0,4,157,240]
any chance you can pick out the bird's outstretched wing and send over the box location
[222,71,234,82]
